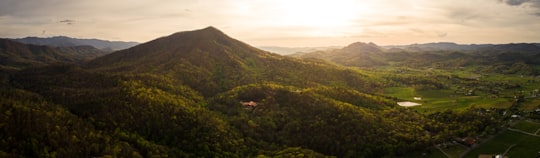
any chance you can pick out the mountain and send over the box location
[90,26,376,96]
[0,39,106,70]
[384,42,489,51]
[291,42,387,67]
[11,36,139,51]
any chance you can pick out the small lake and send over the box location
[397,101,421,107]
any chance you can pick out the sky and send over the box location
[1,0,540,47]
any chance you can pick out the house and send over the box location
[240,101,257,107]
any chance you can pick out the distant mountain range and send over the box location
[0,39,107,70]
[384,42,540,53]
[262,42,540,55]
[291,42,387,67]
[10,36,139,52]
[257,46,340,55]
[292,41,540,71]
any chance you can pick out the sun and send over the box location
[281,0,360,29]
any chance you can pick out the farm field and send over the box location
[464,129,540,158]
[378,66,540,113]
[385,87,513,112]
[512,120,540,135]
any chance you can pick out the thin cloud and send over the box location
[437,32,448,38]
[59,19,74,23]
[59,19,75,25]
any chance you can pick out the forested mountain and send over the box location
[292,42,387,67]
[11,36,139,52]
[0,27,504,157]
[89,26,376,96]
[0,39,106,70]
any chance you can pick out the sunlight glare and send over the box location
[281,0,361,30]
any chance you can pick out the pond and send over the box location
[397,101,421,107]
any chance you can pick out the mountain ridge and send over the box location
[11,36,139,51]
[293,41,540,69]
[0,39,106,70]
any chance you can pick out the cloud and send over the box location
[501,0,531,5]
[59,19,74,23]
[499,0,540,15]
[499,0,540,6]
[59,19,75,25]
[437,32,448,38]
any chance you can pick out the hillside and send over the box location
[0,27,506,157]
[12,36,139,52]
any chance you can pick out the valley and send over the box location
[292,41,540,157]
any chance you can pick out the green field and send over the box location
[384,87,513,112]
[443,145,468,158]
[521,98,540,111]
[513,120,540,134]
[379,65,540,113]
[464,130,540,158]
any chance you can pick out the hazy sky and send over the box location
[1,0,539,47]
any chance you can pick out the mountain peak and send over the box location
[168,26,228,40]
[192,26,225,36]
[343,42,382,53]
[90,26,271,71]
[201,26,220,32]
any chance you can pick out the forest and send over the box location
[1,27,539,157]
